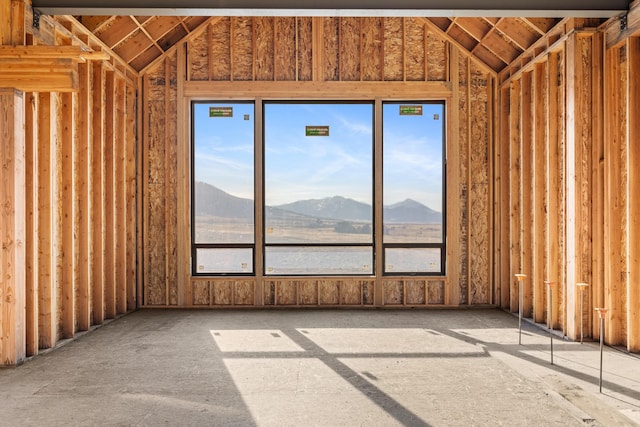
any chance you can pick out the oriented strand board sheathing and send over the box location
[469,63,491,304]
[277,281,297,305]
[427,31,447,81]
[254,17,274,81]
[339,17,360,81]
[299,280,318,305]
[213,281,233,305]
[457,54,469,305]
[296,17,313,81]
[405,18,425,81]
[234,280,254,305]
[362,280,374,305]
[146,182,167,305]
[211,18,231,81]
[188,30,209,81]
[383,18,403,81]
[264,281,276,305]
[340,280,361,305]
[165,54,179,306]
[192,281,210,305]
[274,17,296,81]
[361,17,382,81]
[383,280,403,305]
[323,17,339,81]
[231,17,254,81]
[318,280,339,305]
[428,280,445,304]
[406,280,426,305]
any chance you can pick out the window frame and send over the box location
[381,101,447,276]
[262,100,376,277]
[191,100,257,277]
[190,98,446,277]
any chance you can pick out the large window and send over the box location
[383,102,445,274]
[192,100,445,276]
[192,102,255,274]
[264,102,374,275]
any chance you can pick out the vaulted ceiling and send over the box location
[36,0,630,75]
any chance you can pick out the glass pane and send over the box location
[383,102,444,244]
[196,248,253,274]
[384,248,441,274]
[265,246,373,275]
[193,102,254,244]
[264,102,373,245]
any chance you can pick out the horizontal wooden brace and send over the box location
[183,80,453,99]
[0,45,110,61]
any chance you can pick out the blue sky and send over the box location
[193,101,444,211]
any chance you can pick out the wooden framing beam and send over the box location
[37,92,58,349]
[0,89,26,366]
[103,69,116,319]
[25,89,39,357]
[605,0,640,49]
[90,62,105,326]
[183,80,452,99]
[532,61,547,323]
[627,36,640,352]
[75,61,91,332]
[0,46,109,92]
[520,70,533,318]
[508,78,522,313]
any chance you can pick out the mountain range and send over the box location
[195,181,441,224]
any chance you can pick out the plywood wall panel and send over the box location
[188,30,209,81]
[469,63,492,305]
[192,280,210,305]
[254,17,274,81]
[322,17,339,81]
[427,31,447,81]
[231,17,254,81]
[296,17,313,82]
[361,17,382,81]
[211,18,231,81]
[405,18,425,82]
[339,17,360,81]
[274,17,296,81]
[383,18,403,81]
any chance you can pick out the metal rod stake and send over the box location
[594,308,608,393]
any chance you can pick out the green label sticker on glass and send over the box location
[399,105,423,116]
[305,125,330,136]
[210,107,233,117]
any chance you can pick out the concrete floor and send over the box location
[1,309,639,427]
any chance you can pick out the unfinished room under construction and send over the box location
[1,0,640,425]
